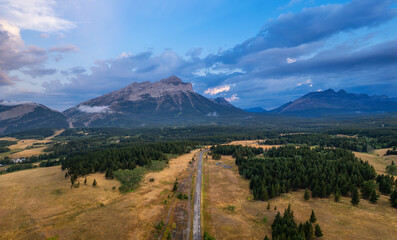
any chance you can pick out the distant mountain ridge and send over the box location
[64,76,246,127]
[0,101,68,134]
[270,89,397,117]
[2,80,397,134]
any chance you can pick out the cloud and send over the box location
[39,0,397,110]
[296,79,312,86]
[193,62,245,77]
[0,100,35,106]
[204,85,232,95]
[50,44,79,53]
[77,105,111,114]
[225,94,239,102]
[22,68,56,78]
[287,58,297,64]
[0,19,48,85]
[61,66,86,76]
[0,0,75,32]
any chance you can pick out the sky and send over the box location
[0,0,396,111]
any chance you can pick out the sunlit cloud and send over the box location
[204,84,231,95]
[287,58,297,64]
[193,63,245,77]
[77,105,111,113]
[225,94,239,102]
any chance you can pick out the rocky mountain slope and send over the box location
[0,101,68,134]
[270,89,397,117]
[64,76,246,127]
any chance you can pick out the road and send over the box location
[193,149,208,240]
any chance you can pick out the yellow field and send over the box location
[0,149,199,240]
[203,155,397,240]
[0,129,64,159]
[226,140,280,150]
[354,148,397,175]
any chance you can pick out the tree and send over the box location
[267,202,270,210]
[264,236,270,240]
[369,189,378,203]
[351,187,360,206]
[390,190,397,208]
[84,177,87,184]
[172,179,178,192]
[315,224,323,238]
[334,188,341,203]
[93,179,97,187]
[304,189,310,201]
[310,210,317,223]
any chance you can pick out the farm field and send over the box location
[202,155,397,240]
[0,149,199,240]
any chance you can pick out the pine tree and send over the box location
[310,210,317,223]
[369,189,378,203]
[93,179,97,187]
[334,188,341,203]
[315,224,323,238]
[304,189,310,201]
[264,236,270,240]
[84,177,87,184]
[351,187,360,206]
[390,190,397,208]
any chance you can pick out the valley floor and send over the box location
[0,149,199,240]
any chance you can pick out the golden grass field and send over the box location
[0,149,199,240]
[0,130,64,159]
[354,148,397,175]
[203,155,397,240]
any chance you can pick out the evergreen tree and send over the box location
[315,224,323,238]
[369,189,378,203]
[351,187,360,206]
[304,189,310,201]
[334,188,341,203]
[93,179,97,187]
[264,236,270,240]
[172,179,178,192]
[310,210,317,223]
[84,177,87,184]
[390,190,397,208]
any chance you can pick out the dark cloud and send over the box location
[22,68,57,78]
[215,0,396,63]
[61,66,86,76]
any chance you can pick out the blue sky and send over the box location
[0,0,396,110]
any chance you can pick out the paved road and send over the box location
[193,150,208,240]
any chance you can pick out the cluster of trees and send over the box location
[263,133,376,152]
[0,140,16,154]
[61,142,197,179]
[2,164,35,173]
[39,159,60,167]
[211,145,377,202]
[265,205,323,240]
[211,145,263,162]
[376,174,395,195]
[243,146,375,200]
[385,147,397,155]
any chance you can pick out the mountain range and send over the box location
[1,76,397,134]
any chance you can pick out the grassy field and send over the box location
[203,155,397,240]
[354,148,397,175]
[0,130,64,159]
[0,149,199,240]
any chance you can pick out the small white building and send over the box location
[12,158,26,163]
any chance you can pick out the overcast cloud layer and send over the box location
[0,0,396,110]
